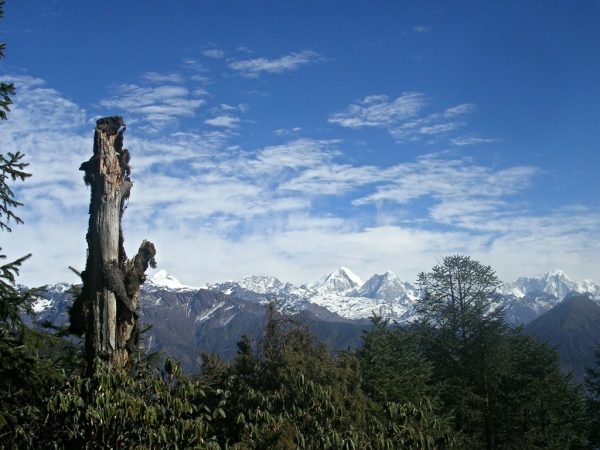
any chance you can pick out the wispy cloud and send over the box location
[412,25,431,33]
[354,155,538,205]
[273,127,302,136]
[280,164,381,195]
[329,94,479,143]
[205,115,239,129]
[229,50,323,77]
[202,48,225,59]
[3,73,599,287]
[98,81,206,131]
[142,72,185,84]
[204,103,246,129]
[329,93,426,128]
[450,135,498,146]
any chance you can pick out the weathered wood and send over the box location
[73,116,156,373]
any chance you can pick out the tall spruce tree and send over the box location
[414,255,507,448]
[414,255,588,448]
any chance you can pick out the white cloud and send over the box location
[355,155,538,206]
[444,103,475,117]
[229,50,323,77]
[273,127,302,136]
[329,93,425,128]
[412,25,431,33]
[3,73,599,288]
[205,115,239,128]
[98,82,206,131]
[202,48,225,59]
[330,95,478,143]
[451,135,498,146]
[142,72,184,84]
[280,164,381,195]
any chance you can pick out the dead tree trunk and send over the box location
[74,116,156,373]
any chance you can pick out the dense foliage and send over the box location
[414,256,588,449]
[586,346,600,448]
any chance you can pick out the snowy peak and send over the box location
[238,275,284,295]
[501,270,599,300]
[358,271,417,302]
[540,270,579,299]
[148,270,197,291]
[315,266,363,293]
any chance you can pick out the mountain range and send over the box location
[27,268,600,373]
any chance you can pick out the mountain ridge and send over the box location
[28,268,600,373]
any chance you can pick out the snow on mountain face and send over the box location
[148,270,198,291]
[303,269,419,321]
[314,266,363,294]
[499,270,600,325]
[32,298,53,313]
[203,268,599,325]
[237,276,284,294]
[501,270,600,300]
[33,267,599,330]
[357,271,418,303]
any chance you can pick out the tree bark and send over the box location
[75,116,156,373]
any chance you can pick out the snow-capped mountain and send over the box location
[147,269,198,291]
[501,270,600,299]
[202,267,600,324]
[312,266,363,294]
[358,271,418,303]
[205,267,418,322]
[31,267,600,329]
[499,270,600,324]
[25,267,600,373]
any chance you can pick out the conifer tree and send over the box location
[414,255,589,448]
[0,2,63,441]
[586,345,600,447]
[414,255,507,448]
[0,0,32,327]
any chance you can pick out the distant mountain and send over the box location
[28,273,370,373]
[525,294,600,382]
[500,270,600,324]
[26,268,600,374]
[312,266,363,294]
[205,267,598,325]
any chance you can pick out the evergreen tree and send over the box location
[201,306,458,449]
[414,255,507,448]
[497,331,588,448]
[0,4,71,445]
[413,256,588,448]
[357,315,433,405]
[0,0,32,327]
[586,345,600,447]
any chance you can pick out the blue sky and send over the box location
[2,0,599,286]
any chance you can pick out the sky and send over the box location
[1,0,599,287]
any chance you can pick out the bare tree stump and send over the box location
[71,116,156,373]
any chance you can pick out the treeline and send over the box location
[2,256,600,448]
